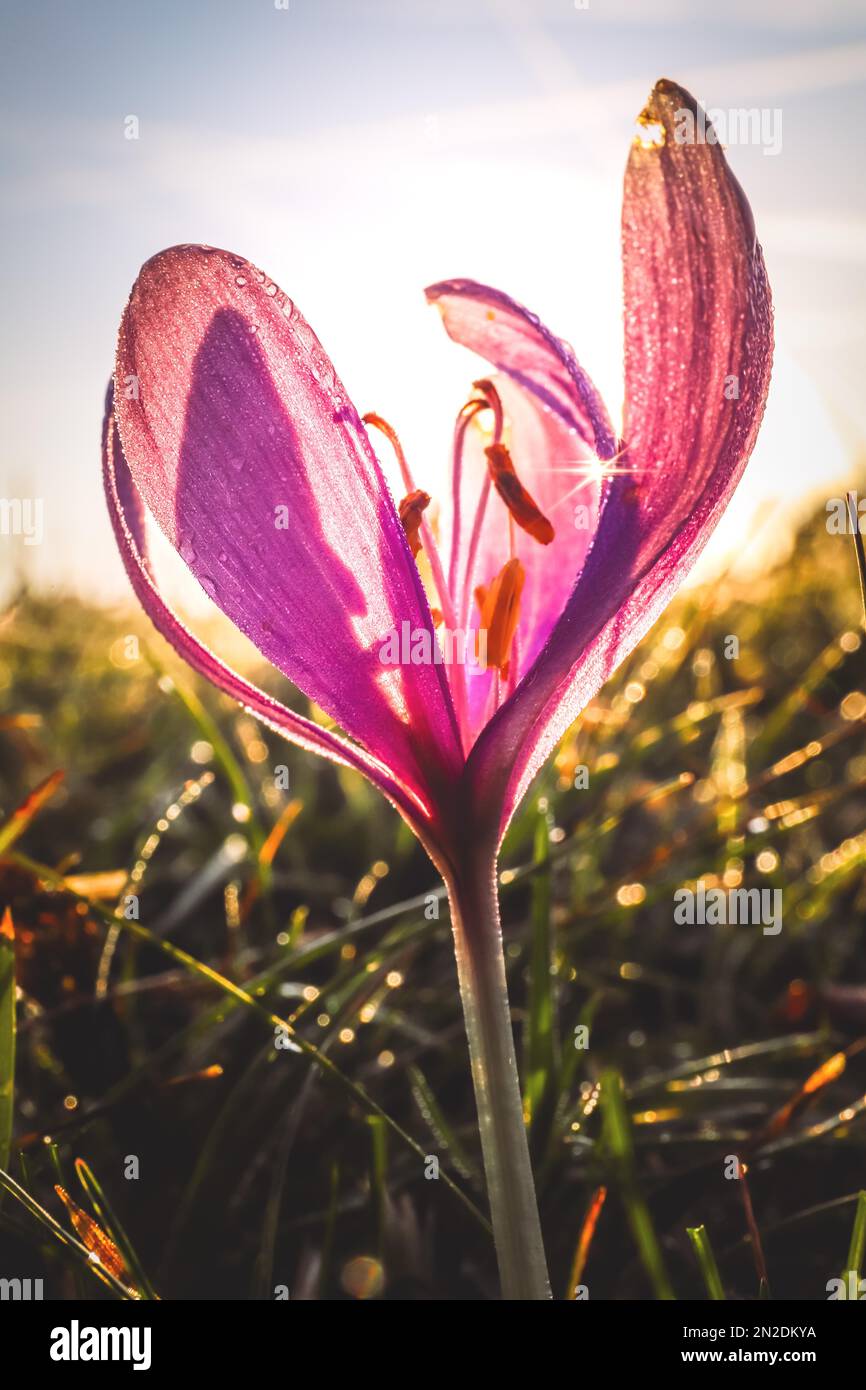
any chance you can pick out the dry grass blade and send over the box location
[0,769,64,855]
[566,1185,607,1298]
[54,1184,130,1284]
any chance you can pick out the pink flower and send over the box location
[103,80,772,1299]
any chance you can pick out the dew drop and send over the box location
[179,538,197,564]
[201,575,217,598]
[235,275,247,287]
[265,283,277,297]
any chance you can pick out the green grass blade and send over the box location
[368,1115,388,1261]
[600,1068,675,1300]
[8,849,489,1236]
[841,1189,866,1292]
[687,1224,727,1300]
[163,667,269,884]
[408,1065,480,1184]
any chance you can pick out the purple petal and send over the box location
[114,245,463,807]
[465,81,773,844]
[103,390,444,840]
[426,280,617,739]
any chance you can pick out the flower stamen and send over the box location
[363,410,470,749]
[472,378,504,440]
[458,381,506,634]
[398,488,431,558]
[475,557,525,679]
[485,442,555,545]
[363,412,455,623]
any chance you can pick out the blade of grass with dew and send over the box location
[55,908,438,1152]
[408,1065,480,1184]
[96,769,217,1004]
[7,850,489,1233]
[599,1068,675,1299]
[687,1224,726,1300]
[627,1033,827,1098]
[160,666,268,876]
[841,1189,866,1292]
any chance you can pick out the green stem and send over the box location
[445,851,551,1300]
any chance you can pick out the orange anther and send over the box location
[485,443,554,545]
[398,489,431,558]
[475,557,525,677]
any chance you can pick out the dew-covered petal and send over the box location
[114,245,463,808]
[464,81,773,845]
[426,279,617,741]
[103,387,447,846]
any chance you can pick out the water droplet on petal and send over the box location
[179,538,197,564]
[235,275,247,287]
[201,575,217,598]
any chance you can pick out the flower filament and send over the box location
[365,380,557,739]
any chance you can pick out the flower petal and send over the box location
[103,386,445,845]
[425,279,617,739]
[465,80,773,845]
[115,245,463,808]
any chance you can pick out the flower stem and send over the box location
[446,852,551,1299]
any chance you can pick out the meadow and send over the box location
[1,498,866,1301]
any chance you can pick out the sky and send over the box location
[1,0,865,603]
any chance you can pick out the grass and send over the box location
[1,499,866,1300]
